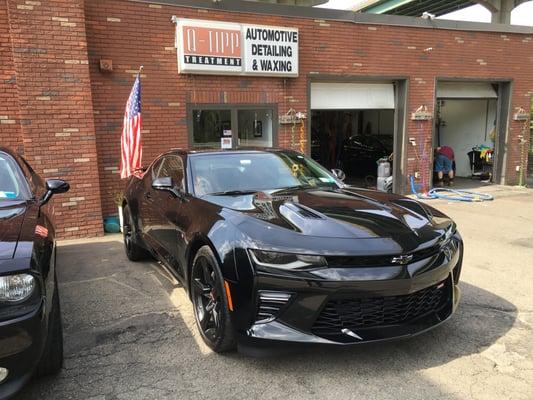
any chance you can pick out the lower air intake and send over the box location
[312,278,451,339]
[255,291,292,323]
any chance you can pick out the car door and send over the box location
[150,155,188,275]
[138,157,165,251]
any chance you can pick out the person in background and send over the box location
[434,145,455,187]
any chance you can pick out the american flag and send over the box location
[35,225,49,238]
[120,73,143,179]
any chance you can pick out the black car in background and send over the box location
[0,147,69,398]
[312,134,393,180]
[123,149,462,352]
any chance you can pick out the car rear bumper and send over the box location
[0,302,46,399]
[235,239,463,346]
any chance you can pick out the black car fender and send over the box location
[184,219,241,292]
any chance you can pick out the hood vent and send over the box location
[293,204,324,219]
[281,202,324,220]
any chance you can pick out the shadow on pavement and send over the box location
[15,238,518,400]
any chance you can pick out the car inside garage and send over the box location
[310,82,396,187]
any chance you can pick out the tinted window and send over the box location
[0,152,30,200]
[154,156,185,190]
[190,152,339,196]
[151,158,164,181]
[18,156,44,195]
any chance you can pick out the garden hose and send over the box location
[409,175,494,202]
[299,119,306,154]
[291,121,296,150]
[518,119,528,187]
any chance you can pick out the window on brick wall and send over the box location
[192,109,232,149]
[189,105,277,149]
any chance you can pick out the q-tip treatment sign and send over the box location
[174,17,299,78]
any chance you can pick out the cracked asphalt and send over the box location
[15,185,533,400]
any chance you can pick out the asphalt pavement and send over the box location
[16,184,533,400]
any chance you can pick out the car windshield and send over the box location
[190,151,340,196]
[0,152,26,201]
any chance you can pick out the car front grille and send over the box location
[312,279,450,338]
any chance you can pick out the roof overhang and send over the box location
[356,0,477,17]
[131,0,533,34]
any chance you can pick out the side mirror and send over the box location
[41,179,70,205]
[152,177,187,201]
[152,176,174,191]
[331,169,346,182]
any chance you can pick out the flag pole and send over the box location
[138,65,144,76]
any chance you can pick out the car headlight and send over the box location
[250,249,327,271]
[0,274,35,302]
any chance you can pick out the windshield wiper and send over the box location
[208,190,258,196]
[273,183,337,192]
[272,184,311,191]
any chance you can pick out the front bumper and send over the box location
[235,238,463,346]
[0,302,46,399]
[243,283,460,346]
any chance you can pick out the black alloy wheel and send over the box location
[191,246,236,352]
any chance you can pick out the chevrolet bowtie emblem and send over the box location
[391,254,413,265]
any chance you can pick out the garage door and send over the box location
[310,82,395,110]
[437,82,498,99]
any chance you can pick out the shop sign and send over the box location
[174,18,298,77]
[242,25,298,76]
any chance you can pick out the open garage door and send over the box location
[310,82,397,189]
[437,82,498,99]
[311,82,395,110]
[435,81,500,186]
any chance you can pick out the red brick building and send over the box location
[1,0,532,238]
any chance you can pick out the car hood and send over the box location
[203,187,452,251]
[0,201,28,260]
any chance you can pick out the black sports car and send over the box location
[123,149,462,352]
[0,147,69,398]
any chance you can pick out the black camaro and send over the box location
[123,149,462,352]
[0,147,69,398]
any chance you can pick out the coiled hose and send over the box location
[409,175,494,202]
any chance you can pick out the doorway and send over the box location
[434,81,500,187]
[309,81,402,189]
[188,104,278,149]
[310,109,394,186]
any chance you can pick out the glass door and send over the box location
[237,108,274,148]
[190,105,276,149]
[191,109,232,149]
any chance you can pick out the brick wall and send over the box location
[1,0,532,237]
[0,0,22,152]
[85,0,532,217]
[3,0,103,238]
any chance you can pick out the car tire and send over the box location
[35,281,63,377]
[191,245,236,353]
[123,204,150,261]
